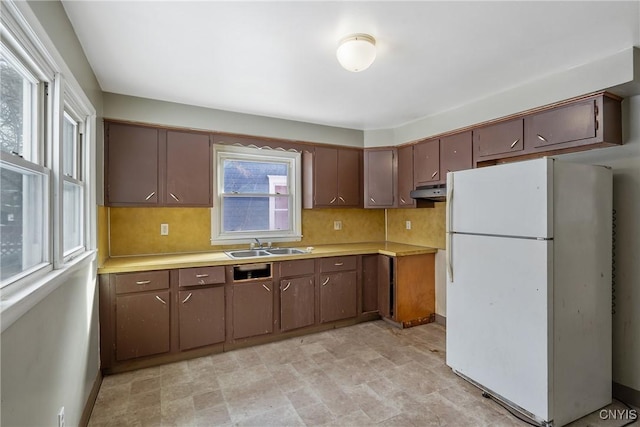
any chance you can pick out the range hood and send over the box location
[410,185,447,201]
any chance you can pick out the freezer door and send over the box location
[446,233,553,421]
[447,158,553,238]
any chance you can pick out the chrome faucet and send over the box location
[254,238,262,249]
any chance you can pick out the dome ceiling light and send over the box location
[336,33,376,72]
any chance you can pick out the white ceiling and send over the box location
[62,1,640,131]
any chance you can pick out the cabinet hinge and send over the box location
[594,105,599,116]
[44,82,49,97]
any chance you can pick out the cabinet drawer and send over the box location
[319,256,357,273]
[279,259,315,278]
[178,266,225,287]
[115,270,169,294]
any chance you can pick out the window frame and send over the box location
[211,145,302,245]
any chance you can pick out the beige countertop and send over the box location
[98,242,437,274]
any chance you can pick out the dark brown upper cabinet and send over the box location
[397,145,415,208]
[303,146,363,208]
[440,131,472,180]
[413,138,440,186]
[364,148,396,208]
[524,96,623,152]
[166,131,212,206]
[106,123,160,205]
[105,121,212,207]
[473,119,524,159]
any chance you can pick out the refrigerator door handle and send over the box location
[447,174,454,282]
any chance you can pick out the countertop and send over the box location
[97,242,437,274]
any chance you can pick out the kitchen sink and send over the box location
[225,247,308,259]
[225,249,271,259]
[266,248,307,255]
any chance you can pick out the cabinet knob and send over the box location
[510,138,520,148]
[182,293,193,304]
[431,171,438,178]
[338,196,345,203]
[145,191,156,201]
[370,197,376,204]
[400,197,406,204]
[282,282,291,292]
[322,277,330,286]
[262,284,271,292]
[330,197,337,204]
[155,295,167,305]
[170,192,180,202]
[537,134,548,143]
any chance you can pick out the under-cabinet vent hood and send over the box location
[410,186,446,202]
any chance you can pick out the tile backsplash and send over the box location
[107,207,386,257]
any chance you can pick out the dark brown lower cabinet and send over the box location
[116,291,170,361]
[178,287,225,351]
[320,271,357,323]
[280,276,315,332]
[361,255,380,313]
[232,281,274,339]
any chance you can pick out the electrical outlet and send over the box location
[406,220,412,230]
[160,223,169,235]
[58,407,65,427]
[333,220,342,231]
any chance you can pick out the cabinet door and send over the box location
[377,255,392,319]
[440,132,472,178]
[116,291,170,361]
[364,149,396,208]
[413,139,440,186]
[525,100,596,149]
[313,147,338,206]
[178,287,225,351]
[106,123,159,205]
[361,255,379,313]
[473,119,523,158]
[319,271,357,323]
[337,148,362,207]
[280,276,315,332]
[397,145,415,207]
[166,131,212,206]
[232,281,274,339]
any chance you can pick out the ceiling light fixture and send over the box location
[336,33,376,72]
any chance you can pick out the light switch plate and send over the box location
[160,223,169,235]
[334,221,342,231]
[406,221,412,230]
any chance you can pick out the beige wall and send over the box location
[1,1,103,426]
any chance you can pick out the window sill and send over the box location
[0,250,97,333]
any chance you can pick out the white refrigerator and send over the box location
[445,158,612,426]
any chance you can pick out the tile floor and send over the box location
[88,321,637,426]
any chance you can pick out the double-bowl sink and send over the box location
[225,247,308,259]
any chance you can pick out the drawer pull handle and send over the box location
[322,277,330,286]
[145,191,156,201]
[431,171,438,178]
[334,262,344,266]
[182,293,192,304]
[338,196,345,203]
[136,280,151,285]
[537,134,548,143]
[155,295,167,305]
[510,139,519,148]
[282,282,291,292]
[370,197,376,204]
[170,192,180,202]
[330,197,337,204]
[262,284,271,292]
[195,274,209,278]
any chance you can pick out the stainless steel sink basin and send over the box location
[225,249,271,259]
[266,248,307,255]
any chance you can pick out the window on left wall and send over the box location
[0,14,95,289]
